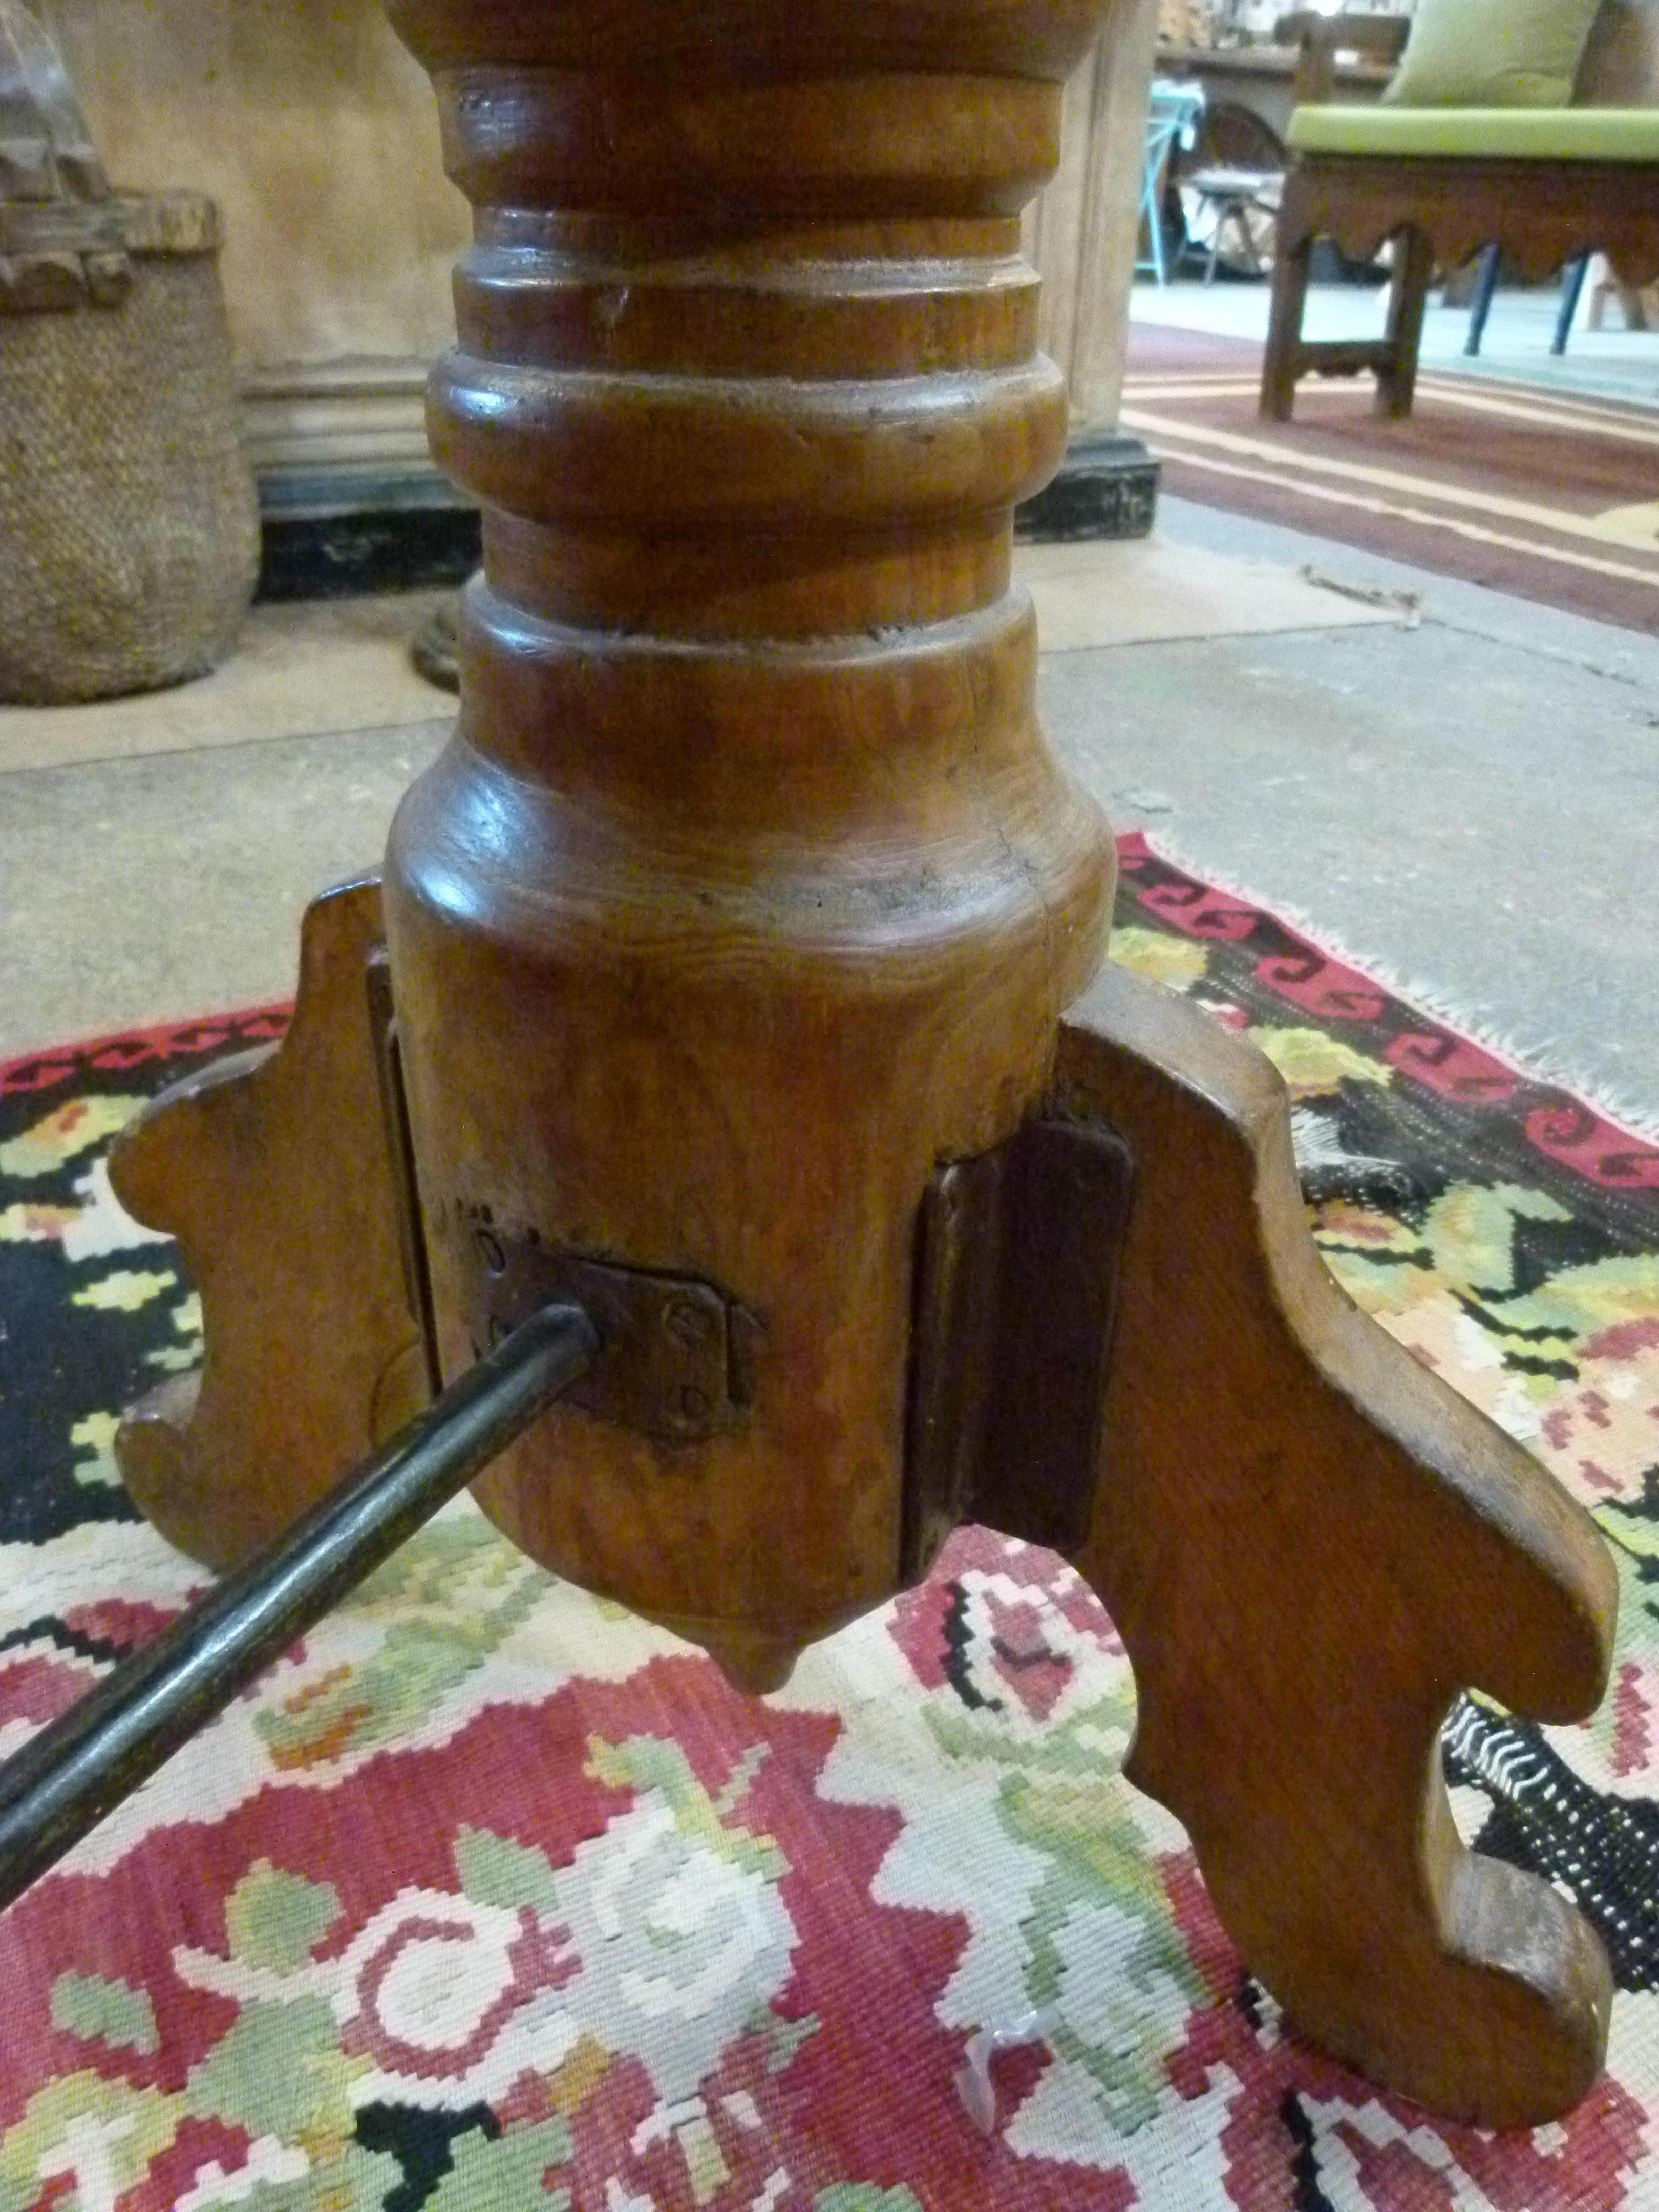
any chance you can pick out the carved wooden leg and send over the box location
[1378,224,1435,418]
[1057,962,1617,2126]
[110,876,430,1568]
[74,0,1621,2131]
[1261,172,1314,421]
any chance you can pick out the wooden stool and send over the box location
[8,0,1618,2135]
[1186,164,1282,283]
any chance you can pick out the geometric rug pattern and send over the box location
[1,832,1657,2209]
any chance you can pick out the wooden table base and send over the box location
[102,0,1618,2131]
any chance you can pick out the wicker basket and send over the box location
[0,6,259,704]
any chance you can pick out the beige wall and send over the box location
[37,0,467,373]
[1581,0,1659,101]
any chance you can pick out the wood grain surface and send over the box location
[380,0,1117,1693]
[96,0,1621,2122]
[110,877,426,1568]
[1058,959,1619,2127]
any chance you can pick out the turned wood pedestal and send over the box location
[97,0,1619,2134]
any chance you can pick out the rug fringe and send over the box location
[1129,832,1659,1150]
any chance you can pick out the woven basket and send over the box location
[0,187,260,704]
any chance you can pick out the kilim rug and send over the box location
[3,832,1659,2210]
[1124,321,1659,636]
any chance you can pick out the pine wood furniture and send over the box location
[10,0,1622,2135]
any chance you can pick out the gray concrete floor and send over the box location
[3,507,1656,1136]
[1049,495,1659,1131]
[0,543,1382,1061]
[1,720,448,1051]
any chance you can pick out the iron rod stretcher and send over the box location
[0,1302,598,1913]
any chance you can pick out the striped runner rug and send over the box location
[1125,321,1659,634]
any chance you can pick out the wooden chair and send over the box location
[1261,8,1659,418]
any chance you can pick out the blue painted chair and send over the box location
[1464,243,1590,356]
[1140,80,1206,285]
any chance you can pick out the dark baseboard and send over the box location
[1015,431,1160,544]
[254,431,1159,603]
[257,505,482,603]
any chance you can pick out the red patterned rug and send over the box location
[2,834,1657,2210]
[1125,321,1659,635]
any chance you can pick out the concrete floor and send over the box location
[3,511,1655,1135]
[1059,495,1659,1131]
[0,541,1388,1061]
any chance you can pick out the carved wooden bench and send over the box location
[1261,9,1659,418]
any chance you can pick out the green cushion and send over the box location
[1289,104,1659,162]
[1385,0,1602,106]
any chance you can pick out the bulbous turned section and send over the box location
[380,0,1115,1689]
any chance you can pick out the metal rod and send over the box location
[0,1302,597,1915]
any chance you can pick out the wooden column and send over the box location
[41,0,1158,520]
[378,0,1116,1691]
[1027,0,1158,429]
[38,0,1159,527]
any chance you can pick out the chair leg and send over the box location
[1377,226,1433,417]
[1261,224,1312,420]
[1553,253,1591,355]
[1463,243,1501,357]
[1243,199,1267,278]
